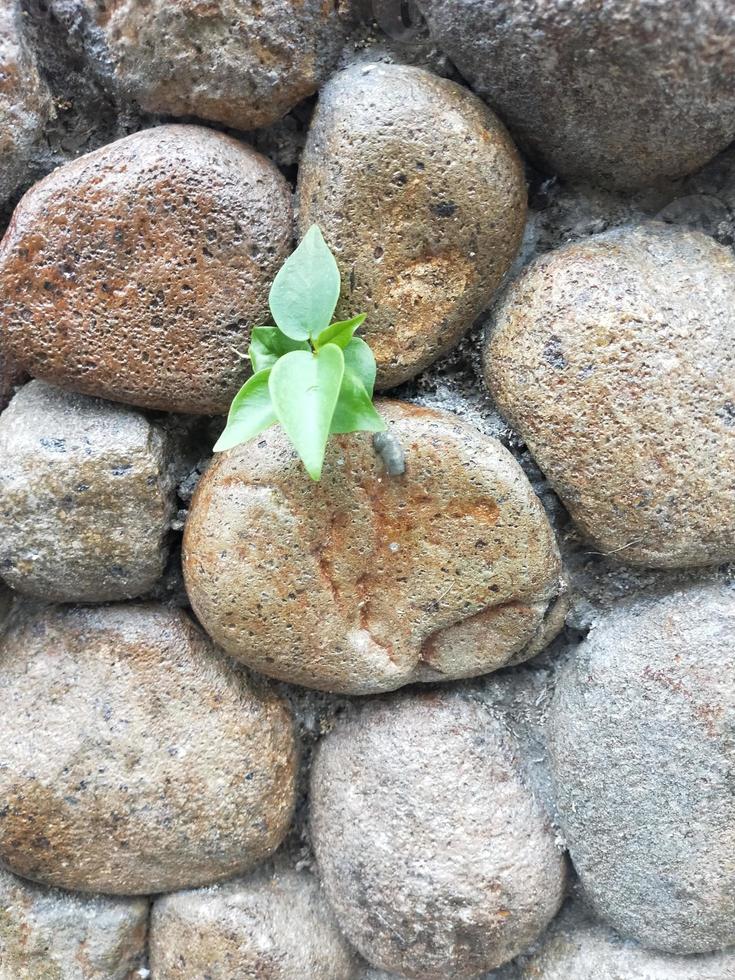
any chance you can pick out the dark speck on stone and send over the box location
[717,401,735,426]
[432,200,457,217]
[542,334,567,369]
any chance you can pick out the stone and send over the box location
[51,0,350,132]
[548,583,735,954]
[417,0,735,189]
[0,603,297,895]
[183,399,566,695]
[149,866,359,979]
[310,691,566,978]
[0,866,148,980]
[297,63,526,388]
[0,381,176,602]
[0,124,292,414]
[0,3,52,205]
[485,223,735,569]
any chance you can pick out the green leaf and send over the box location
[213,369,277,452]
[343,337,377,398]
[269,225,341,341]
[269,343,345,480]
[331,369,387,434]
[313,313,366,351]
[249,326,310,373]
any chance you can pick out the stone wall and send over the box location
[0,1,733,977]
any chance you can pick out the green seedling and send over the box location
[214,225,386,480]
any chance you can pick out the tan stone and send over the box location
[0,124,292,414]
[485,223,735,568]
[310,692,566,978]
[0,603,297,895]
[150,867,359,979]
[297,63,526,389]
[183,400,565,695]
[0,867,148,980]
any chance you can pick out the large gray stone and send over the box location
[548,584,735,953]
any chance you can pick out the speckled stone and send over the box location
[51,0,350,132]
[311,692,566,978]
[418,0,735,189]
[183,400,566,695]
[150,867,359,979]
[0,381,176,602]
[298,63,526,388]
[0,603,297,895]
[485,223,735,569]
[0,867,148,980]
[0,124,292,413]
[548,583,735,954]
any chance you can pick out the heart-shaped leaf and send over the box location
[313,313,367,351]
[343,336,378,398]
[269,343,345,480]
[331,369,387,434]
[213,369,277,452]
[269,225,341,341]
[249,326,310,373]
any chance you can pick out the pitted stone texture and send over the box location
[297,63,526,389]
[485,223,735,569]
[150,867,358,979]
[0,124,292,414]
[418,0,735,189]
[51,0,349,132]
[0,867,148,980]
[0,3,52,205]
[0,603,297,895]
[0,381,176,602]
[548,584,735,954]
[512,900,735,980]
[183,400,565,695]
[311,692,566,978]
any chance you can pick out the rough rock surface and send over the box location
[0,381,176,602]
[150,866,359,979]
[0,603,297,895]
[0,3,52,206]
[485,223,735,569]
[298,63,526,388]
[51,0,350,132]
[0,124,292,414]
[548,584,735,954]
[0,867,148,980]
[310,692,566,978]
[418,0,735,189]
[184,400,566,695]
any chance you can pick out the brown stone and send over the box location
[0,124,292,414]
[0,867,148,979]
[0,603,297,895]
[485,223,735,568]
[310,692,566,977]
[183,399,565,695]
[150,867,359,979]
[297,63,526,389]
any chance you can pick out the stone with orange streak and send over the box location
[297,63,527,388]
[0,602,297,895]
[183,399,566,695]
[0,124,292,413]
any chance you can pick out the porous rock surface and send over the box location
[150,866,359,979]
[0,603,297,895]
[183,399,566,695]
[0,3,52,205]
[0,381,175,602]
[417,0,735,188]
[0,867,148,980]
[310,691,566,978]
[0,124,292,414]
[485,223,735,569]
[298,63,526,388]
[548,583,735,954]
[51,0,350,132]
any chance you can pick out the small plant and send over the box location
[214,225,386,480]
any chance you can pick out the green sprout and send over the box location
[214,225,386,480]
